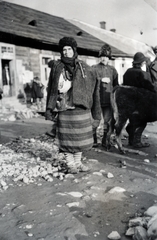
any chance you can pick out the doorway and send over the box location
[1,59,13,97]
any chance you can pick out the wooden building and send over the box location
[0,1,128,98]
[69,19,155,84]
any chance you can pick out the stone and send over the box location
[107,231,121,239]
[144,159,150,163]
[107,172,114,178]
[65,174,75,179]
[133,226,147,240]
[0,180,7,187]
[27,233,33,237]
[129,217,145,227]
[93,231,100,237]
[53,172,59,178]
[25,224,33,229]
[144,205,157,217]
[3,185,8,190]
[8,115,16,121]
[23,176,29,184]
[59,174,64,181]
[147,218,157,239]
[108,187,126,194]
[44,175,53,182]
[68,192,83,198]
[66,202,80,208]
[147,213,157,228]
[125,227,135,236]
[88,159,98,163]
[93,172,102,176]
[138,151,148,156]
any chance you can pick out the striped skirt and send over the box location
[57,108,93,153]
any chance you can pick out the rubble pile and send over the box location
[0,135,69,190]
[125,205,157,240]
[15,108,40,120]
[5,135,55,157]
[0,106,40,121]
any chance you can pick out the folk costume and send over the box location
[45,37,101,173]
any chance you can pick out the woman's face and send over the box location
[63,46,74,58]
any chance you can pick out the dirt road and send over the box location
[0,116,157,240]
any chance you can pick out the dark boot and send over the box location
[93,132,98,147]
[102,131,107,148]
[133,125,150,148]
[46,120,57,138]
[46,130,56,138]
[133,136,150,148]
[134,142,150,148]
[102,131,111,151]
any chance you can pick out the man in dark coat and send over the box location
[123,52,156,148]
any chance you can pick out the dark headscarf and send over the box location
[59,37,78,77]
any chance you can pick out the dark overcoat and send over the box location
[123,67,156,92]
[32,81,44,99]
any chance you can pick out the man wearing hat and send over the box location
[123,52,155,148]
[92,44,119,149]
[123,52,155,90]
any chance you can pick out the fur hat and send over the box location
[98,44,111,59]
[59,37,77,51]
[133,52,146,64]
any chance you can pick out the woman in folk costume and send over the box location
[45,37,101,173]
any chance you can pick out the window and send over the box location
[28,20,37,26]
[42,57,51,65]
[8,47,13,53]
[1,46,13,53]
[1,46,7,53]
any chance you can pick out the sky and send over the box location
[4,0,157,47]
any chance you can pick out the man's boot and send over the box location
[102,130,108,148]
[133,127,150,148]
[93,132,98,147]
[46,119,57,138]
[46,127,56,138]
